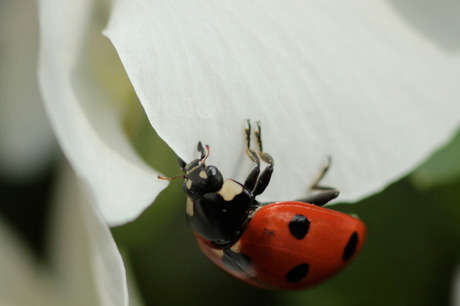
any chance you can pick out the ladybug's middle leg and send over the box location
[251,121,273,196]
[243,120,273,196]
[298,156,339,207]
[243,120,261,191]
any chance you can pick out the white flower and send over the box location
[3,0,460,304]
[36,0,460,229]
[452,264,460,306]
[38,0,166,226]
[0,0,55,181]
[105,0,460,206]
[0,1,143,305]
[0,165,131,306]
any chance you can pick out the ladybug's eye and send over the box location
[205,166,218,178]
[203,166,223,190]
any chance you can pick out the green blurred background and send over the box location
[1,110,459,305]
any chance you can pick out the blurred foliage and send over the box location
[412,129,460,188]
[0,166,54,261]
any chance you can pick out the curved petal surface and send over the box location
[50,164,128,306]
[38,0,167,225]
[0,164,130,306]
[106,0,460,203]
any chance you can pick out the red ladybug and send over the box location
[159,121,366,290]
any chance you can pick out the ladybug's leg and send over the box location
[243,120,274,196]
[251,121,274,196]
[243,120,261,191]
[197,141,206,160]
[298,156,339,206]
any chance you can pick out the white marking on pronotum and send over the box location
[186,179,192,190]
[199,170,208,179]
[186,197,194,216]
[217,179,243,201]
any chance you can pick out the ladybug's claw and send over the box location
[310,156,332,190]
[254,121,274,167]
[310,156,334,191]
[254,121,263,152]
[245,119,252,150]
[244,120,260,163]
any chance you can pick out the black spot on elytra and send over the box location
[222,249,252,273]
[288,214,310,239]
[286,263,309,283]
[343,231,359,261]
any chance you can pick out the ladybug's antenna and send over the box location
[157,174,185,180]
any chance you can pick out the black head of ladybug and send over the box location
[175,141,256,246]
[178,142,224,201]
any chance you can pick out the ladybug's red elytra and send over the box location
[159,120,366,290]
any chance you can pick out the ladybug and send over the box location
[159,121,366,290]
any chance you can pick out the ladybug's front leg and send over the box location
[243,120,274,197]
[298,156,339,207]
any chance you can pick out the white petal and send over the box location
[0,218,57,305]
[37,0,167,225]
[50,163,128,306]
[106,0,460,203]
[453,263,460,306]
[0,0,55,181]
[0,162,131,306]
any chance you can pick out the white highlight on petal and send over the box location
[106,0,460,203]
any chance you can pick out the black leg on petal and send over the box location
[244,120,261,191]
[244,150,261,192]
[252,165,273,196]
[298,156,339,207]
[243,120,274,197]
[299,190,339,207]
